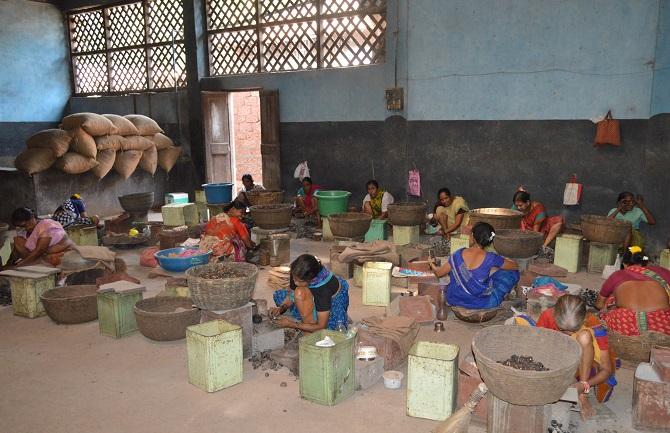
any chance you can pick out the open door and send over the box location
[202,91,232,183]
[260,90,281,190]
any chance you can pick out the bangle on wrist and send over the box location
[580,381,590,394]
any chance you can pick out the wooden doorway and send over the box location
[202,91,232,183]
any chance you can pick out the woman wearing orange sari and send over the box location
[512,190,563,252]
[200,201,255,262]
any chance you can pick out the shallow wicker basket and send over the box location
[469,208,523,231]
[328,212,372,238]
[134,296,201,341]
[451,306,499,323]
[493,229,544,258]
[387,202,427,226]
[472,325,581,405]
[40,285,98,324]
[608,330,670,364]
[250,204,293,229]
[246,190,284,206]
[186,262,259,310]
[580,214,631,244]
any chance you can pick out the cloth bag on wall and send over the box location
[293,161,310,180]
[594,110,621,146]
[408,169,421,197]
[563,175,583,206]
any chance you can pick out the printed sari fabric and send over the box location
[52,199,93,228]
[515,201,562,236]
[200,213,249,262]
[298,184,322,211]
[369,189,385,218]
[445,249,519,309]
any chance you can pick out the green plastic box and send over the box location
[362,262,393,306]
[407,341,459,421]
[186,320,243,392]
[587,241,618,274]
[97,288,143,338]
[299,329,355,405]
[554,234,582,273]
[365,219,388,242]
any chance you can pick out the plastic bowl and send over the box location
[154,247,212,273]
[382,370,404,389]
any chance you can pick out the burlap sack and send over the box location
[139,146,158,175]
[124,114,163,135]
[121,135,154,151]
[145,132,174,150]
[94,135,124,151]
[53,152,99,174]
[62,113,117,136]
[69,128,98,158]
[102,114,140,136]
[14,148,57,175]
[114,150,142,179]
[26,129,71,157]
[157,146,182,172]
[91,149,116,179]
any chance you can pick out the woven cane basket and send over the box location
[186,262,259,310]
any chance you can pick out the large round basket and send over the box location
[387,202,427,226]
[40,285,98,324]
[608,330,670,364]
[250,204,293,229]
[134,296,201,341]
[246,190,284,206]
[580,214,631,244]
[469,208,523,231]
[451,306,499,323]
[472,325,581,405]
[118,192,154,213]
[328,212,372,238]
[186,262,259,310]
[493,229,544,258]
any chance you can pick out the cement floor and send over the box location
[0,236,643,433]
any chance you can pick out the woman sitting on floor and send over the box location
[428,222,519,309]
[512,189,563,253]
[537,295,616,419]
[4,207,74,268]
[295,177,322,224]
[595,247,670,336]
[235,174,265,207]
[607,192,655,249]
[429,187,470,238]
[270,254,349,332]
[362,180,394,219]
[51,194,99,228]
[200,201,255,262]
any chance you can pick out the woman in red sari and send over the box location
[200,201,255,262]
[596,247,670,336]
[295,177,322,224]
[512,190,563,252]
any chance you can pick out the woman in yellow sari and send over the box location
[431,188,470,238]
[362,180,394,219]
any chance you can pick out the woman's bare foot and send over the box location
[578,394,595,421]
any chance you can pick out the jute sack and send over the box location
[114,150,142,179]
[53,152,99,174]
[14,148,57,175]
[124,114,163,135]
[95,135,124,151]
[145,132,174,150]
[139,146,158,175]
[102,114,140,136]
[91,149,116,179]
[26,129,71,157]
[70,128,98,158]
[157,146,181,173]
[121,135,154,151]
[62,113,117,136]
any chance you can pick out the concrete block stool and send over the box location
[66,225,98,246]
[0,267,59,318]
[201,302,253,356]
[96,281,145,338]
[393,225,420,246]
[162,203,199,226]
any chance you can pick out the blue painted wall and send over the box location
[652,0,670,114]
[213,0,667,122]
[0,0,71,122]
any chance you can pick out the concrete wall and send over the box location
[0,0,71,156]
[652,0,670,114]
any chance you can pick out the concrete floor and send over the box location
[0,236,644,433]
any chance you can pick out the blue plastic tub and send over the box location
[202,183,234,204]
[154,247,212,273]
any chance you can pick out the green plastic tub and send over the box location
[314,190,351,217]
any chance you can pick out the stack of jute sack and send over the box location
[14,113,182,179]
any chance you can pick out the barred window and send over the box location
[206,0,387,76]
[68,0,186,95]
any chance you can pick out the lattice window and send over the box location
[68,0,186,95]
[207,0,387,76]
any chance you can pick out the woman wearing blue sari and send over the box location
[429,222,520,309]
[270,254,350,331]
